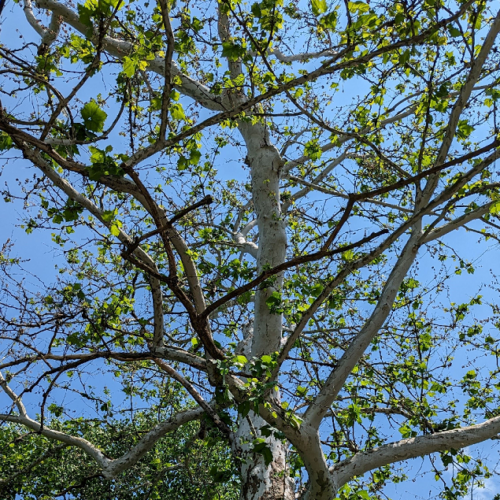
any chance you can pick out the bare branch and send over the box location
[303,230,421,429]
[332,416,500,487]
[269,47,337,63]
[153,359,232,439]
[0,407,205,479]
[0,371,27,417]
[200,229,388,319]
[420,202,494,244]
[0,413,111,471]
[15,146,168,349]
[286,174,414,213]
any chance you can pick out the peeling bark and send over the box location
[234,120,293,499]
[233,415,294,500]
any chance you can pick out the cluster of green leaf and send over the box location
[0,412,238,500]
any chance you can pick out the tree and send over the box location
[0,405,239,499]
[2,0,500,497]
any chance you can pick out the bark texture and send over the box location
[233,121,294,500]
[234,415,294,500]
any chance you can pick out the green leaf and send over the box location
[251,2,261,18]
[232,355,248,368]
[77,4,94,28]
[399,49,410,65]
[110,220,122,236]
[304,139,322,160]
[170,103,186,121]
[321,11,338,29]
[341,249,355,261]
[221,41,246,61]
[288,413,303,429]
[78,0,122,26]
[252,440,273,466]
[81,100,107,133]
[101,210,116,222]
[48,403,64,417]
[122,56,136,77]
[265,291,282,307]
[209,465,233,483]
[311,0,327,16]
[490,201,500,216]
[296,386,308,397]
[238,401,251,418]
[0,132,13,151]
[357,491,371,500]
[348,1,370,13]
[260,425,274,437]
[457,119,474,140]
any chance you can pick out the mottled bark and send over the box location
[232,121,294,500]
[233,416,294,500]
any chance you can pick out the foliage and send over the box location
[0,413,238,499]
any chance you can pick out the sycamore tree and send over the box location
[3,0,500,498]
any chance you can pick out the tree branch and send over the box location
[303,230,421,429]
[332,416,500,488]
[419,8,500,206]
[420,202,494,244]
[0,406,205,479]
[153,358,232,439]
[200,229,388,319]
[33,0,224,111]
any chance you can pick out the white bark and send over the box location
[0,412,111,470]
[0,372,28,417]
[293,425,338,500]
[233,415,294,500]
[212,5,295,494]
[23,0,62,50]
[240,121,287,356]
[420,202,493,244]
[152,346,207,371]
[23,0,45,37]
[331,416,500,488]
[0,408,204,478]
[33,0,224,111]
[247,47,337,63]
[234,231,259,259]
[269,48,337,63]
[234,88,294,500]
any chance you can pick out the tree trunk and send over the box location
[232,122,294,499]
[233,414,295,500]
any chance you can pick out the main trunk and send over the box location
[233,413,294,500]
[232,122,294,500]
